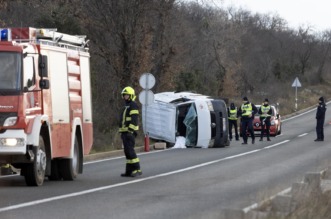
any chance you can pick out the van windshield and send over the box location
[176,103,197,146]
[0,52,22,92]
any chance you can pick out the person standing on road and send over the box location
[315,96,327,142]
[228,103,239,141]
[119,86,142,177]
[239,96,258,144]
[259,98,272,141]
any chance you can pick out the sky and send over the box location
[210,0,331,32]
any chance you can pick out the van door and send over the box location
[194,99,212,148]
[143,101,176,143]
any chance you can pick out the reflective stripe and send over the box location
[129,124,139,131]
[121,106,128,129]
[126,117,131,121]
[127,158,140,164]
[130,110,139,115]
[119,127,129,132]
[131,170,142,174]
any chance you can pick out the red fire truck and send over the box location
[0,27,93,186]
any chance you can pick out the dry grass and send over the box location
[283,192,331,219]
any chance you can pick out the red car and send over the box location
[253,105,282,136]
[240,105,282,137]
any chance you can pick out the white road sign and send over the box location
[139,90,155,106]
[292,77,302,87]
[139,73,155,90]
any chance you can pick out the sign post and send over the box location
[291,77,302,111]
[139,73,155,152]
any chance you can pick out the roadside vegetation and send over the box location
[1,0,330,151]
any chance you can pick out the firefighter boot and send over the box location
[130,161,142,177]
[121,163,132,177]
[130,170,142,177]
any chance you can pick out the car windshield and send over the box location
[0,52,22,91]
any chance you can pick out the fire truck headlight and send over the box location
[3,117,17,127]
[0,138,25,147]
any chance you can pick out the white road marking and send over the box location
[0,140,290,213]
[264,140,290,149]
[298,133,308,137]
[243,187,292,213]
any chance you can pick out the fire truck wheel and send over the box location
[60,137,80,180]
[24,136,47,186]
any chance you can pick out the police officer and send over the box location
[228,103,239,141]
[119,86,142,177]
[239,96,258,144]
[259,98,272,141]
[315,96,327,142]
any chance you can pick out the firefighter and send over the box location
[228,103,239,141]
[259,98,272,141]
[238,96,258,144]
[315,96,327,142]
[119,86,142,177]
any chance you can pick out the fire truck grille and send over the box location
[0,112,18,126]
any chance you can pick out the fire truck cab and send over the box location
[0,27,93,186]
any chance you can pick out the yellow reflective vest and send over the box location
[260,105,271,118]
[228,108,238,120]
[241,103,253,117]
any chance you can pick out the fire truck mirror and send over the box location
[38,55,48,77]
[39,79,50,89]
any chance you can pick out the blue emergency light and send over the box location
[1,29,11,41]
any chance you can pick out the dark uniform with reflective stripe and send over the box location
[228,103,239,141]
[239,97,258,144]
[259,104,272,141]
[119,98,142,176]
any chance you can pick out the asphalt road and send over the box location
[0,103,330,219]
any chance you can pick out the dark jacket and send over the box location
[316,102,326,121]
[119,100,139,133]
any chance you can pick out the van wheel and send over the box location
[24,136,47,186]
[60,137,80,180]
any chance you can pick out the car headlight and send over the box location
[0,138,25,147]
[3,117,18,127]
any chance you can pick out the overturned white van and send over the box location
[142,92,230,148]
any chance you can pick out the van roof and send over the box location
[155,92,210,103]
